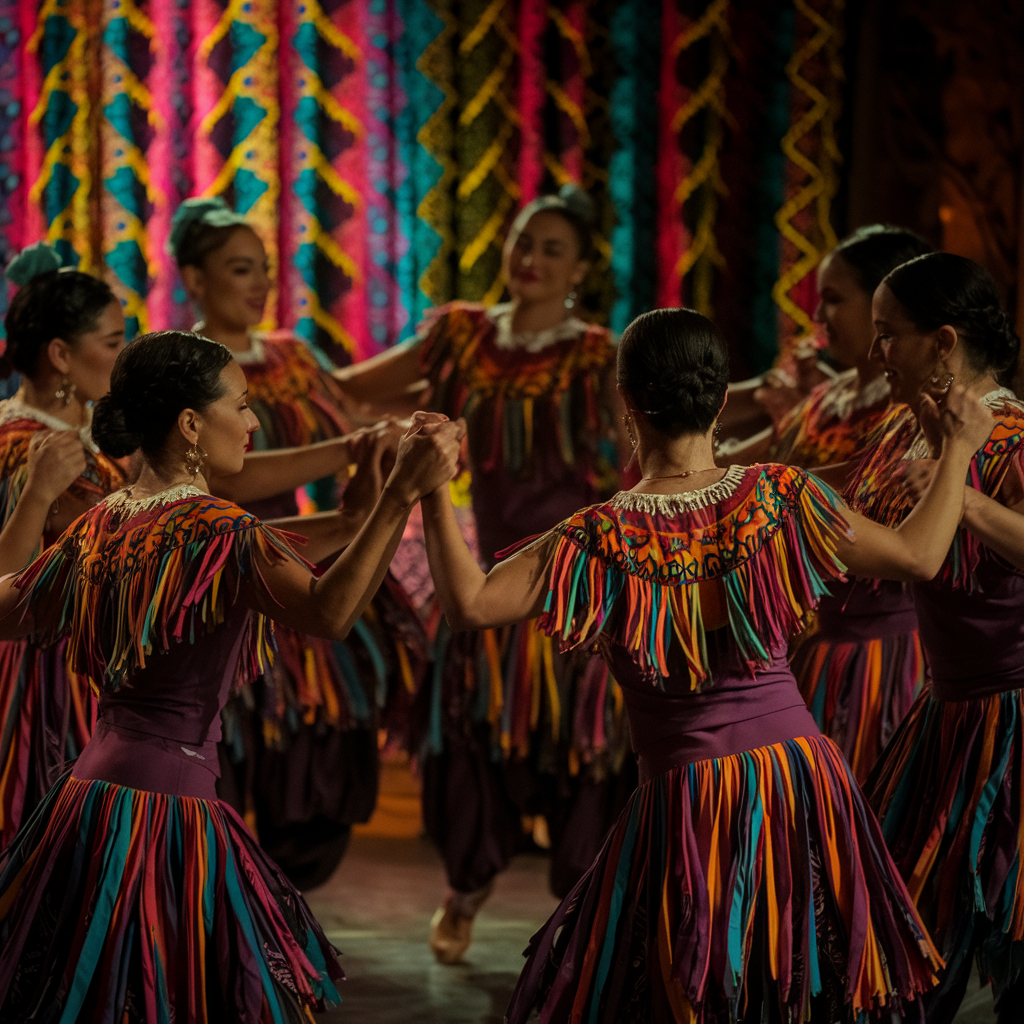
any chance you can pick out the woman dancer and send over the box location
[0,246,128,846]
[335,185,631,961]
[0,240,381,854]
[171,198,420,888]
[419,306,993,1021]
[760,225,932,780]
[0,331,463,1020]
[853,254,1024,1023]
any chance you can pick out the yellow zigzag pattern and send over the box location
[671,0,731,316]
[101,0,158,332]
[292,0,364,353]
[197,0,281,325]
[772,0,844,340]
[27,0,97,269]
[416,3,458,305]
[457,0,518,306]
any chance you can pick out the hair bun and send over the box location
[557,184,596,229]
[167,196,247,259]
[5,242,63,287]
[91,393,144,459]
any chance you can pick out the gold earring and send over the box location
[622,414,637,450]
[184,442,207,478]
[55,376,75,407]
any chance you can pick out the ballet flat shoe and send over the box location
[429,905,473,965]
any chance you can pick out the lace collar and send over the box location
[105,483,204,515]
[610,464,747,513]
[487,303,590,353]
[190,323,266,365]
[0,395,98,452]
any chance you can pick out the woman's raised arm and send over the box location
[829,387,993,581]
[419,484,553,631]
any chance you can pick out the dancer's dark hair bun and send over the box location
[2,266,116,379]
[883,253,1021,384]
[830,224,932,295]
[617,308,729,437]
[92,331,234,459]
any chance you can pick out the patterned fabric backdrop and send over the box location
[0,0,847,375]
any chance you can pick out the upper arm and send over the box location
[244,550,335,638]
[829,504,925,582]
[333,339,424,402]
[455,537,556,630]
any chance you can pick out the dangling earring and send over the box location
[184,442,207,479]
[564,290,577,310]
[929,359,954,395]
[622,414,637,451]
[54,376,75,407]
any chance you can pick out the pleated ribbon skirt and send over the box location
[0,773,343,1023]
[506,735,940,1024]
[865,688,1024,1004]
[793,629,926,783]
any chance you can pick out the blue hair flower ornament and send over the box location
[168,196,248,259]
[5,241,63,287]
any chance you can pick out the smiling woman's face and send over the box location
[869,282,937,408]
[185,226,270,332]
[502,210,589,306]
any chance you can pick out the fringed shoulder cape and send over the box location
[0,401,126,549]
[768,372,923,784]
[238,329,350,451]
[848,389,1024,587]
[12,486,306,693]
[528,463,851,683]
[418,301,616,484]
[769,368,892,468]
[0,401,126,844]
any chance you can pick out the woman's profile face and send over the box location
[187,227,270,332]
[60,299,126,403]
[813,253,874,370]
[869,282,936,408]
[502,210,588,307]
[195,360,260,477]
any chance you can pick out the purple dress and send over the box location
[855,395,1024,1022]
[414,301,634,900]
[0,487,343,1021]
[505,464,940,1023]
[768,371,925,781]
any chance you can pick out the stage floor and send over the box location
[307,833,557,1023]
[306,758,997,1024]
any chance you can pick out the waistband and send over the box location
[72,719,220,799]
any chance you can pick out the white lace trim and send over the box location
[190,322,266,365]
[486,303,590,353]
[611,464,747,513]
[817,370,890,421]
[0,396,98,452]
[105,483,204,515]
[902,387,1020,462]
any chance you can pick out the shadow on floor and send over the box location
[306,833,558,1023]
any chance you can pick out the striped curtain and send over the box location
[0,0,846,374]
